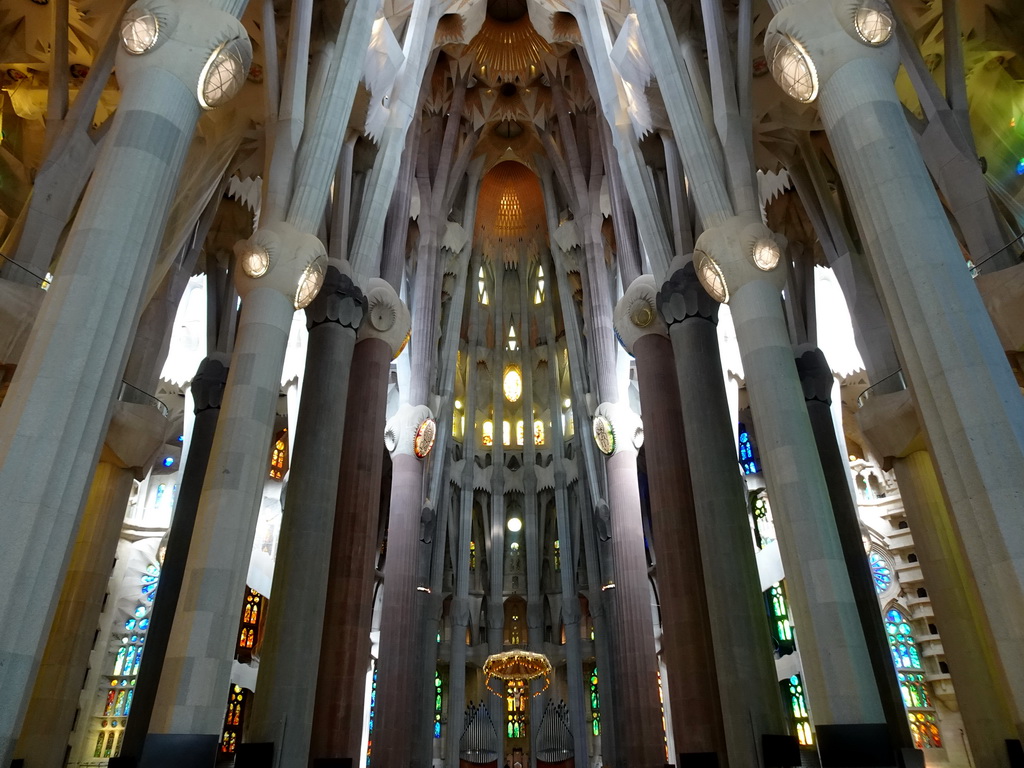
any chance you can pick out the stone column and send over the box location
[614,276,727,763]
[14,401,166,767]
[150,222,326,738]
[657,263,787,768]
[860,389,1018,768]
[247,264,365,766]
[693,219,887,759]
[0,4,249,760]
[765,4,1024,748]
[796,347,914,758]
[118,356,229,762]
[310,280,408,764]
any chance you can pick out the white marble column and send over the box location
[0,3,250,762]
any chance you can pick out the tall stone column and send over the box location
[765,4,1024,749]
[118,356,229,762]
[613,276,727,763]
[860,389,1018,768]
[0,4,250,760]
[310,280,409,764]
[796,347,914,760]
[150,222,327,739]
[14,402,166,767]
[657,262,787,768]
[247,264,366,766]
[372,403,435,768]
[693,219,887,761]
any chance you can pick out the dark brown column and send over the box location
[310,336,392,762]
[633,331,726,762]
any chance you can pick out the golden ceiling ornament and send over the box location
[465,16,553,81]
[474,161,549,265]
[482,650,553,696]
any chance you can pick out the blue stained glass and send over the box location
[869,551,892,594]
[1017,157,1024,176]
[124,619,137,630]
[139,619,150,630]
[134,606,147,618]
[434,721,440,738]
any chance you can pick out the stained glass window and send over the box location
[507,324,518,351]
[94,562,160,758]
[434,671,443,738]
[738,423,760,474]
[220,685,249,753]
[590,667,600,735]
[236,588,264,660]
[482,421,493,447]
[478,267,489,305]
[507,680,527,738]
[534,265,546,304]
[367,667,377,765]
[269,429,287,480]
[553,539,561,572]
[885,609,942,746]
[885,609,921,669]
[784,674,813,745]
[503,420,511,446]
[908,712,942,748]
[504,368,522,402]
[516,420,525,446]
[470,541,477,571]
[765,582,795,655]
[752,492,776,550]
[869,550,892,594]
[533,419,544,446]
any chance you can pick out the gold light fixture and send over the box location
[483,650,553,696]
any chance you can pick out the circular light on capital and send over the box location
[295,257,326,309]
[854,0,894,46]
[198,37,251,110]
[695,251,729,304]
[414,418,437,458]
[765,31,819,103]
[593,415,616,455]
[240,244,270,278]
[121,8,160,54]
[751,237,782,271]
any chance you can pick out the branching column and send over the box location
[764,5,1024,751]
[311,278,408,763]
[615,276,727,763]
[693,219,886,758]
[0,3,249,761]
[658,264,786,767]
[247,265,366,767]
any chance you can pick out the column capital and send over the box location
[191,354,229,412]
[358,278,411,357]
[115,0,251,107]
[613,275,668,354]
[592,401,643,458]
[795,346,834,405]
[305,260,366,331]
[658,261,719,326]
[764,0,898,102]
[384,402,435,458]
[688,216,786,304]
[233,220,328,309]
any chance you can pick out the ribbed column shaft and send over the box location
[0,65,205,766]
[633,332,726,761]
[372,452,430,767]
[119,357,227,760]
[152,287,294,735]
[249,270,363,765]
[819,58,1024,737]
[15,461,134,767]
[310,336,392,761]
[660,281,786,767]
[605,451,665,768]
